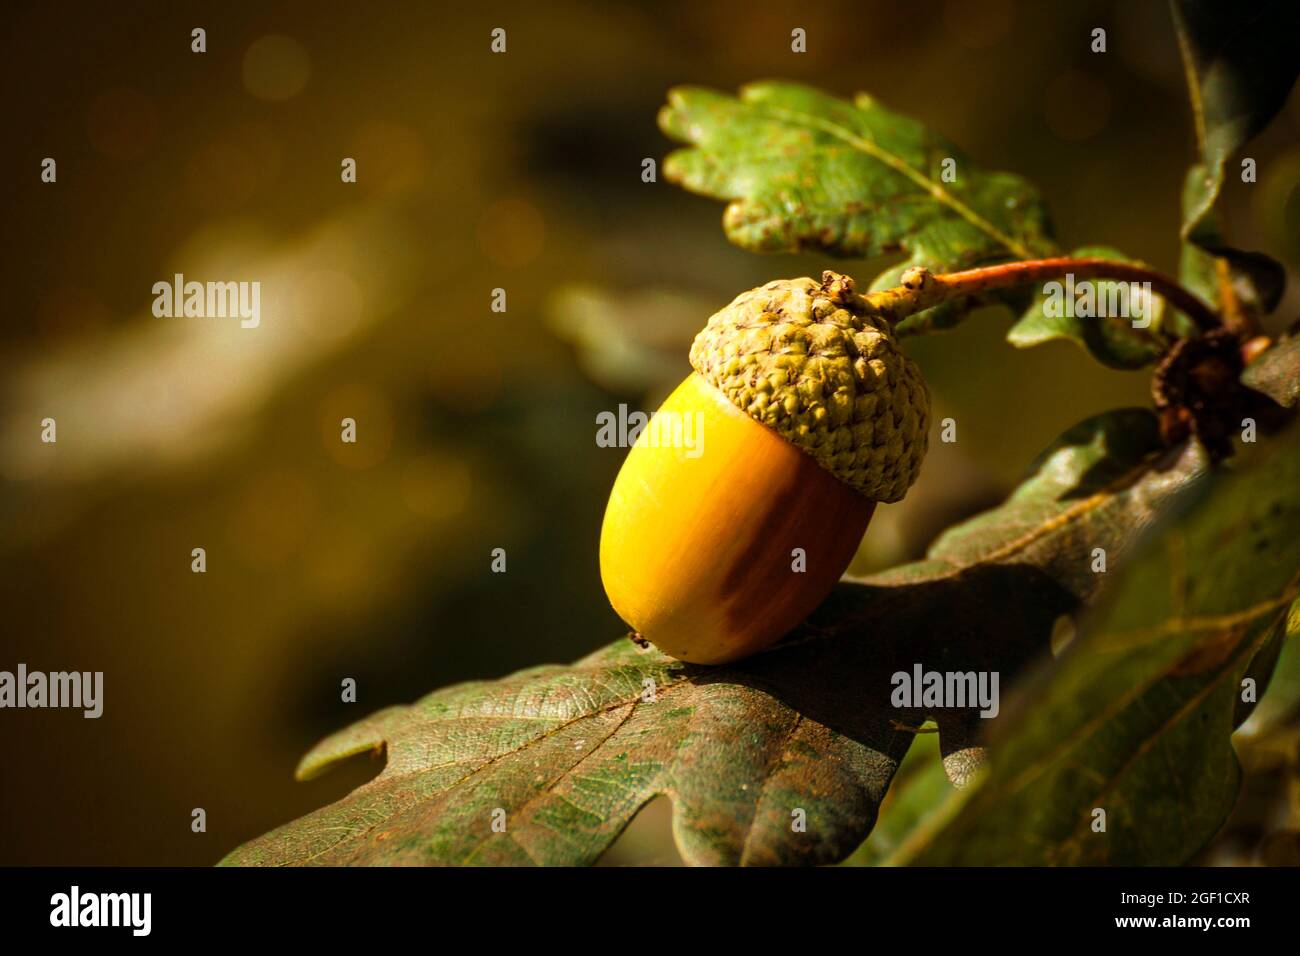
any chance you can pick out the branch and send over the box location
[865,257,1220,333]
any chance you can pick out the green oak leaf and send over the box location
[1008,246,1169,370]
[1236,598,1300,734]
[1174,0,1296,318]
[1242,334,1300,408]
[843,734,953,867]
[658,81,1056,333]
[905,422,1300,866]
[655,81,1195,360]
[223,409,1209,867]
[1178,236,1228,317]
[1180,178,1285,319]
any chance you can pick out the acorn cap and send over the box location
[689,271,930,503]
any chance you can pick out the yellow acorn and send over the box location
[600,271,931,664]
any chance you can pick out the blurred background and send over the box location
[1,0,1297,866]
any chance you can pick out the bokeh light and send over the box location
[242,35,311,102]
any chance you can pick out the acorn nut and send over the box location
[599,271,931,664]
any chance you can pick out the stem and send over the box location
[1212,248,1254,338]
[1174,3,1256,338]
[865,257,1220,333]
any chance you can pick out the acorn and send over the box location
[600,271,930,664]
